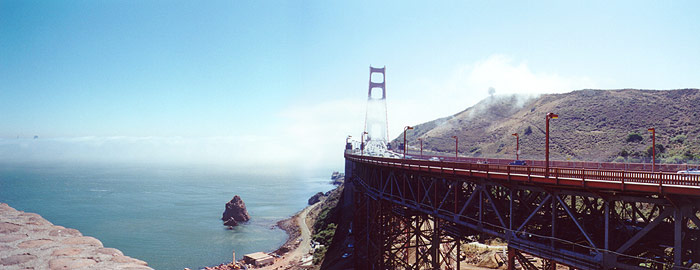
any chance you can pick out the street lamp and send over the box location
[403,126,413,159]
[512,133,519,160]
[546,113,558,177]
[452,136,458,160]
[361,131,368,156]
[417,138,423,159]
[648,128,656,172]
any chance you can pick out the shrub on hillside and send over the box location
[663,155,686,164]
[671,134,687,144]
[626,133,643,143]
[312,223,337,246]
[313,245,328,265]
[684,150,695,160]
[613,156,626,163]
[646,144,666,157]
[618,149,630,158]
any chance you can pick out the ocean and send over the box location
[0,163,336,270]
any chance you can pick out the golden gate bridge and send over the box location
[345,66,700,269]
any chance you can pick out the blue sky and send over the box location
[1,1,699,174]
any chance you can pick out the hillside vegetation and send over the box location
[392,89,700,164]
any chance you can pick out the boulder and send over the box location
[308,192,324,205]
[223,218,239,227]
[222,196,250,227]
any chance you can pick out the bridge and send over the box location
[345,153,700,269]
[345,67,699,269]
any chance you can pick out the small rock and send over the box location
[0,234,28,243]
[20,213,51,226]
[111,255,148,266]
[49,258,97,269]
[97,247,124,256]
[223,217,239,226]
[61,236,103,247]
[0,222,21,234]
[0,254,37,266]
[0,204,16,214]
[17,239,54,248]
[122,266,153,270]
[51,247,83,256]
[49,227,82,237]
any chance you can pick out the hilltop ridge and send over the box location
[393,89,700,163]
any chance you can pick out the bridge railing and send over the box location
[399,150,698,172]
[347,154,700,195]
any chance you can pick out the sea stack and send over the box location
[222,195,251,227]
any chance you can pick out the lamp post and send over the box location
[361,131,368,156]
[452,136,458,160]
[512,133,519,160]
[648,128,655,172]
[418,138,423,159]
[403,126,413,159]
[546,113,558,177]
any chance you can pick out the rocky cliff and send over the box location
[308,192,325,205]
[0,203,152,269]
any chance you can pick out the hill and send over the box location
[392,89,700,164]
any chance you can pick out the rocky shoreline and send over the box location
[0,203,152,270]
[273,212,302,255]
[197,173,344,270]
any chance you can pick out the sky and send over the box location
[1,1,699,175]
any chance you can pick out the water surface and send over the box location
[0,163,335,269]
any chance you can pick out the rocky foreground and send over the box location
[0,203,152,270]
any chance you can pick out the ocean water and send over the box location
[0,163,336,270]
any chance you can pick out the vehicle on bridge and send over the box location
[677,168,700,175]
[509,160,527,166]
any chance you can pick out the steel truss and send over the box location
[349,160,700,269]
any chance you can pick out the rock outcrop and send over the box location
[222,196,250,227]
[0,203,152,269]
[308,192,325,205]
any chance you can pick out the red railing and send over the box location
[346,154,700,196]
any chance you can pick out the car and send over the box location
[677,168,700,175]
[347,243,354,248]
[429,157,441,162]
[509,160,527,166]
[342,252,352,258]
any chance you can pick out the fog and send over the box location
[0,55,597,175]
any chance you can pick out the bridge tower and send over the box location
[363,66,390,155]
